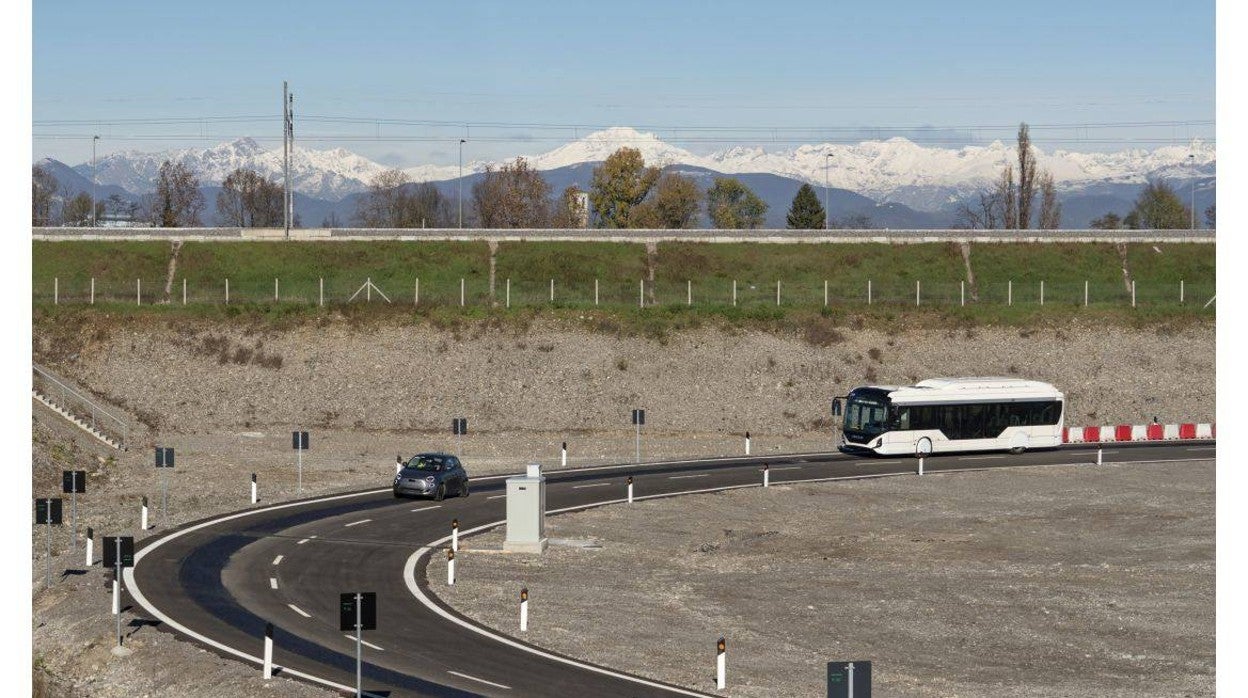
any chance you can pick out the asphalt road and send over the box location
[125,441,1215,697]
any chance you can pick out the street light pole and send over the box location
[824,153,832,229]
[1188,153,1196,229]
[459,139,466,229]
[92,135,100,227]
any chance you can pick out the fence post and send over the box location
[183,278,187,305]
[824,279,828,307]
[415,278,419,306]
[274,278,279,301]
[1008,280,1012,306]
[319,277,324,307]
[960,280,965,307]
[639,279,644,308]
[506,278,511,309]
[732,279,737,306]
[461,278,465,307]
[1132,280,1136,308]
[1084,280,1088,307]
[549,279,554,303]
[775,280,780,306]
[1180,279,1185,304]
[687,280,692,306]
[54,277,58,305]
[594,278,599,306]
[916,279,920,307]
[868,279,872,305]
[136,279,141,306]
[225,278,230,304]
[1040,280,1044,306]
[90,278,95,305]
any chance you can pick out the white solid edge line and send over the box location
[770,466,802,471]
[287,604,311,618]
[667,474,709,479]
[123,486,395,698]
[958,455,1007,460]
[486,494,506,499]
[403,455,1216,698]
[344,635,385,652]
[272,555,283,565]
[344,519,372,527]
[270,577,278,590]
[571,483,612,489]
[411,505,443,512]
[447,670,512,690]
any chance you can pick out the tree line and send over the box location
[955,123,1062,230]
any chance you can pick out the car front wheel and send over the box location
[434,484,446,502]
[461,480,470,498]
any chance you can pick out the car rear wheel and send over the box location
[434,484,446,502]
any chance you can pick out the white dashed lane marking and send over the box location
[344,635,385,651]
[486,494,506,500]
[572,483,611,489]
[344,519,372,528]
[272,555,283,565]
[770,466,802,471]
[287,604,311,618]
[269,577,278,590]
[411,505,443,512]
[447,671,511,690]
[668,474,709,480]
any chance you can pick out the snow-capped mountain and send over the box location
[66,127,1214,213]
[76,138,388,201]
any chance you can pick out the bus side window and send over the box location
[896,407,910,430]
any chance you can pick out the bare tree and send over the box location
[32,164,59,226]
[353,169,449,228]
[954,191,1003,229]
[472,157,552,228]
[216,168,284,227]
[1016,123,1037,229]
[152,160,204,227]
[996,164,1018,229]
[1037,171,1061,229]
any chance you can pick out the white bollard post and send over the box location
[136,278,141,306]
[263,622,274,679]
[716,638,726,691]
[918,457,925,476]
[274,278,279,301]
[112,575,120,615]
[763,463,770,488]
[251,473,258,504]
[561,442,567,468]
[141,496,148,530]
[520,588,529,632]
[85,527,94,567]
[447,549,456,585]
[451,519,459,553]
[916,279,921,306]
[627,476,634,504]
[639,279,644,308]
[745,431,751,456]
[1097,448,1103,466]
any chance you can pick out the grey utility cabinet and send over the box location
[504,464,547,553]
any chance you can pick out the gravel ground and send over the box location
[438,460,1215,697]
[29,315,1214,696]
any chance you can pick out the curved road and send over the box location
[125,441,1214,697]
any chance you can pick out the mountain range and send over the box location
[39,126,1215,228]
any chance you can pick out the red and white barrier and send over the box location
[1063,422,1215,444]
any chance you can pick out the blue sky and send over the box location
[33,0,1215,166]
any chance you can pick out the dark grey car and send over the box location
[393,453,470,501]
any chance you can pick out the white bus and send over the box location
[834,378,1065,456]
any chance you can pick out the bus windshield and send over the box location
[844,396,892,436]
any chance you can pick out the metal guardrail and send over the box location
[32,364,128,450]
[32,226,1217,244]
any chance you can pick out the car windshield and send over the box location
[405,456,447,471]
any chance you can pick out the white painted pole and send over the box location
[251,473,258,504]
[868,279,872,305]
[1008,280,1012,306]
[447,549,455,585]
[461,278,466,306]
[506,278,511,308]
[520,588,529,632]
[639,279,644,308]
[1040,280,1045,306]
[90,277,95,305]
[263,623,274,680]
[274,278,279,301]
[561,442,567,467]
[141,496,148,530]
[763,463,770,488]
[716,638,726,691]
[54,277,58,304]
[732,279,737,306]
[112,575,120,615]
[85,527,93,567]
[226,278,230,304]
[136,278,141,306]
[627,476,634,504]
[848,662,856,697]
[1097,448,1103,466]
[745,431,751,456]
[918,457,925,476]
[776,280,781,306]
[297,446,303,496]
[961,280,965,306]
[183,278,187,305]
[1180,279,1185,304]
[916,279,920,306]
[824,279,829,307]
[594,278,599,306]
[415,278,420,305]
[687,279,692,306]
[1132,280,1136,308]
[451,519,459,553]
[319,277,324,307]
[549,278,554,302]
